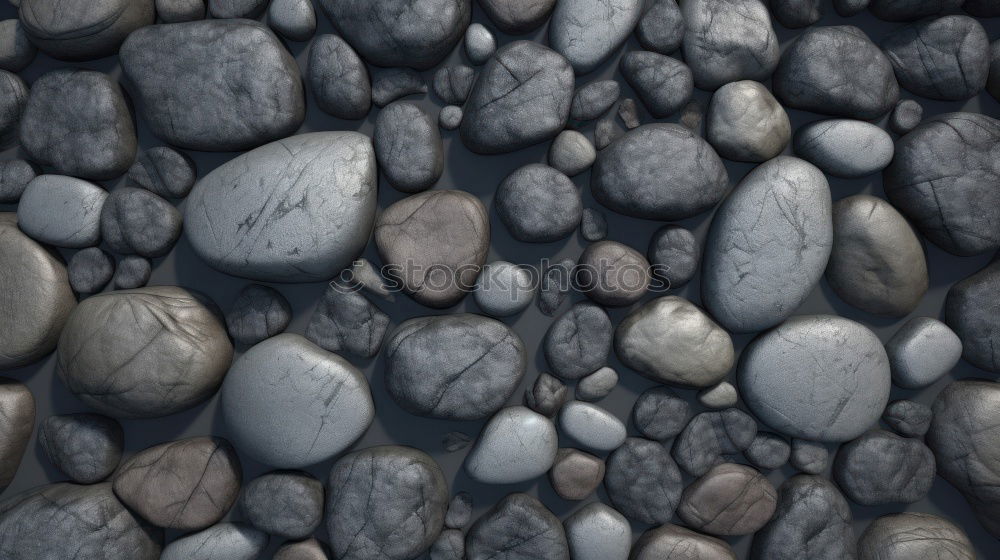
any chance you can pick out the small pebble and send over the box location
[544,302,612,380]
[0,19,36,72]
[371,67,427,107]
[576,240,650,307]
[444,492,472,530]
[559,401,627,452]
[241,470,323,539]
[636,0,685,54]
[304,282,389,358]
[439,105,463,130]
[465,406,558,484]
[595,110,622,150]
[580,208,607,241]
[268,0,316,42]
[889,99,922,135]
[676,463,778,536]
[0,159,38,203]
[161,523,267,560]
[744,432,790,471]
[679,100,703,131]
[771,0,822,28]
[274,538,329,560]
[833,429,935,505]
[432,65,475,105]
[672,409,757,476]
[156,0,206,22]
[225,284,292,347]
[538,258,575,315]
[885,316,962,389]
[68,248,114,294]
[570,80,620,121]
[464,23,496,65]
[882,400,932,438]
[549,448,605,501]
[632,387,690,440]
[548,130,596,176]
[374,101,443,193]
[344,258,393,301]
[697,381,737,409]
[525,372,570,417]
[605,437,682,524]
[100,187,182,258]
[430,529,464,560]
[618,98,640,129]
[126,146,196,199]
[495,163,582,243]
[577,367,617,401]
[790,439,829,474]
[474,261,535,317]
[38,413,123,484]
[707,80,790,163]
[16,175,107,248]
[620,51,693,118]
[112,256,150,289]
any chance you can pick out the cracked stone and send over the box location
[100,187,181,258]
[620,51,693,118]
[544,302,612,380]
[0,379,33,493]
[564,502,630,560]
[126,146,197,200]
[632,387,690,440]
[882,400,932,438]
[67,247,113,294]
[371,67,427,107]
[790,439,828,474]
[17,175,106,249]
[225,284,292,347]
[549,130,596,177]
[647,225,699,289]
[707,80,791,163]
[0,19,35,72]
[549,448,604,500]
[858,512,975,560]
[570,80,620,121]
[374,101,443,193]
[577,366,617,401]
[672,408,757,476]
[308,34,371,120]
[946,260,1000,373]
[525,373,569,417]
[268,0,316,42]
[750,475,856,560]
[474,261,535,317]
[632,525,736,560]
[744,432,790,471]
[833,429,935,505]
[467,493,569,560]
[433,65,475,105]
[887,316,962,388]
[636,0,684,54]
[155,0,205,22]
[305,283,388,359]
[160,523,267,560]
[0,159,38,203]
[882,15,989,101]
[680,0,780,90]
[496,163,582,243]
[19,0,153,60]
[465,406,558,484]
[559,401,626,452]
[795,119,894,178]
[445,492,472,530]
[112,256,151,290]
[241,471,323,540]
[605,437,683,524]
[576,240,650,306]
[678,463,778,536]
[549,0,643,74]
[889,99,923,134]
[38,413,122,485]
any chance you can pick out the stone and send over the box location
[636,0,684,54]
[795,119,894,178]
[37,413,122,485]
[432,65,475,105]
[632,525,736,560]
[564,503,630,560]
[0,379,33,492]
[619,96,642,129]
[305,284,388,358]
[344,258,393,301]
[592,123,728,220]
[577,367,617,401]
[274,538,330,560]
[0,19,35,72]
[706,80,790,163]
[703,157,831,332]
[884,113,1000,256]
[678,463,778,536]
[750,475,856,560]
[477,0,556,34]
[241,471,323,539]
[466,406,558,484]
[680,100,703,131]
[680,0,780,90]
[326,446,448,560]
[927,380,1000,538]
[0,71,25,150]
[496,163,582,243]
[543,302,612,380]
[57,286,232,418]
[882,400,932,438]
[571,80,620,121]
[0,482,162,559]
[615,296,734,387]
[375,190,489,308]
[549,130,596,177]
[647,225,699,289]
[889,99,923,134]
[473,261,535,317]
[790,440,828,474]
[445,492,472,529]
[121,20,304,151]
[549,0,642,74]
[833,0,869,15]
[537,258,575,316]
[771,0,822,27]
[386,314,525,419]
[632,387,690,440]
[430,530,464,560]
[620,51,692,118]
[744,432,790,471]
[990,40,1000,102]
[100,187,181,258]
[268,0,316,42]
[605,437,683,524]
[525,373,569,417]
[17,175,106,248]
[187,132,377,282]
[126,147,196,199]
[774,25,898,119]
[0,214,75,370]
[857,512,975,560]
[559,401,627,452]
[0,159,37,203]
[308,34,371,120]
[464,23,495,65]
[19,70,135,180]
[672,409,757,476]
[160,523,267,560]
[225,284,291,347]
[208,0,267,17]
[580,208,607,241]
[371,67,427,107]
[461,40,574,154]
[833,429,935,505]
[887,316,962,388]
[466,500,567,560]
[595,112,622,149]
[443,432,472,452]
[67,248,114,294]
[113,437,241,530]
[870,0,963,21]
[19,0,153,60]
[576,240,650,306]
[112,256,151,289]
[549,448,605,500]
[156,0,205,22]
[947,260,1000,372]
[438,105,463,130]
[698,382,737,409]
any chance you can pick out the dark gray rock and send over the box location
[466,406,558,483]
[619,98,640,128]
[620,51,693,118]
[632,387,690,440]
[186,132,377,282]
[100,187,181,258]
[443,431,472,452]
[19,0,153,60]
[632,525,736,560]
[605,437,683,524]
[570,79,619,121]
[750,475,856,560]
[464,23,495,65]
[770,0,822,28]
[209,0,267,17]
[774,26,898,119]
[473,261,535,317]
[113,437,241,530]
[525,372,569,417]
[160,523,267,560]
[0,70,25,149]
[580,208,607,241]
[477,0,556,34]
[678,463,778,536]
[38,413,122,485]
[549,0,642,74]
[882,400,932,438]
[647,225,699,289]
[680,0,780,90]
[127,147,196,199]
[0,379,33,493]
[120,20,304,151]
[884,113,1000,256]
[327,446,448,560]
[386,314,525,419]
[67,248,113,294]
[594,111,622,149]
[702,157,832,333]
[308,34,371,120]
[889,99,923,134]
[225,284,291,347]
[990,40,1000,102]
[467,493,569,560]
[155,0,206,22]
[241,471,323,539]
[559,401,627,452]
[268,0,316,42]
[672,409,757,476]
[445,492,472,529]
[564,502,630,560]
[707,80,790,163]
[549,448,604,500]
[274,538,330,560]
[0,159,38,203]
[537,257,575,316]
[576,240,650,307]
[833,429,935,505]
[0,482,162,559]
[461,40,574,154]
[870,0,963,21]
[636,0,684,54]
[112,256,151,289]
[680,99,703,131]
[305,283,388,358]
[882,15,989,101]
[833,0,869,15]
[371,67,427,107]
[374,102,442,193]
[577,366,617,401]
[744,432,790,471]
[857,512,975,560]
[549,130,596,177]
[496,163,582,242]
[794,119,894,178]
[430,530,464,560]
[790,439,828,474]
[543,302,611,380]
[947,261,1000,373]
[0,19,35,72]
[17,175,106,249]
[439,105,463,130]
[432,65,475,105]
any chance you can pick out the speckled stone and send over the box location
[371,67,427,107]
[790,439,828,474]
[677,463,778,536]
[477,0,555,34]
[580,208,607,241]
[605,437,683,524]
[636,0,684,54]
[0,70,25,151]
[112,256,151,289]
[770,0,821,27]
[432,65,475,105]
[305,282,388,359]
[564,502,631,560]
[466,406,558,484]
[886,316,962,388]
[156,0,205,22]
[632,386,690,440]
[571,80,620,121]
[17,175,106,248]
[833,429,935,505]
[744,432,790,471]
[698,382,738,409]
[619,94,642,130]
[474,261,535,317]
[160,523,267,560]
[549,0,643,74]
[889,99,923,134]
[857,512,974,560]
[680,0,780,90]
[241,471,323,539]
[126,146,196,199]
[750,475,856,560]
[707,80,790,163]
[208,0,267,17]
[576,240,650,307]
[795,120,895,178]
[308,34,371,120]
[549,130,597,177]
[620,51,693,117]
[537,257,575,316]
[672,409,757,476]
[525,373,570,417]
[466,493,569,560]
[19,0,153,60]
[445,492,472,530]
[0,159,38,203]
[577,366,617,401]
[0,379,33,493]
[632,525,736,560]
[946,260,1000,372]
[101,187,181,258]
[273,538,330,560]
[882,400,932,438]
[495,163,582,242]
[882,15,989,101]
[544,302,612,380]
[67,248,113,294]
[438,105,463,130]
[549,448,605,500]
[559,401,627,452]
[38,413,122,485]
[430,529,464,560]
[225,284,291,347]
[464,23,495,65]
[0,19,35,72]
[647,225,699,289]
[268,0,316,42]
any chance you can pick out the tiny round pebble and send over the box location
[889,99,923,135]
[464,23,496,65]
[577,366,617,401]
[790,439,829,474]
[697,381,738,409]
[744,432,791,471]
[112,256,151,289]
[474,261,535,317]
[647,225,700,289]
[67,248,114,294]
[439,105,463,130]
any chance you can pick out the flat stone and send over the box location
[467,493,569,560]
[0,379,33,492]
[549,0,642,74]
[17,175,106,249]
[19,0,153,60]
[155,0,206,22]
[680,0,780,90]
[208,0,267,17]
[268,0,316,42]
[744,432,790,471]
[795,119,894,179]
[750,475,856,560]
[790,439,828,474]
[833,429,935,505]
[432,65,475,105]
[620,51,692,118]
[605,437,683,524]
[577,366,617,401]
[883,400,932,438]
[615,296,734,387]
[537,257,575,316]
[225,284,291,347]
[112,256,151,289]
[126,146,196,199]
[113,437,241,530]
[473,261,535,317]
[887,316,962,388]
[121,20,304,151]
[496,163,582,242]
[430,530,464,560]
[0,19,35,72]
[647,225,699,289]
[592,123,728,220]
[308,34,371,120]
[67,248,113,294]
[571,80,619,121]
[445,492,472,529]
[305,283,388,359]
[477,0,556,34]
[632,525,736,560]
[465,406,558,484]
[525,372,569,417]
[672,409,757,476]
[946,260,1000,372]
[549,130,596,177]
[889,99,923,135]
[636,0,684,54]
[274,538,330,560]
[707,80,790,163]
[38,413,122,485]
[439,105,463,130]
[564,502,630,560]
[882,15,988,101]
[698,382,738,409]
[858,512,975,560]
[57,286,232,418]
[771,0,822,27]
[549,448,604,500]
[371,67,427,107]
[576,240,650,306]
[544,302,612,380]
[0,159,38,203]
[702,156,832,333]
[870,0,963,21]
[326,445,448,560]
[101,187,182,258]
[559,401,627,452]
[632,387,690,440]
[186,132,377,282]
[464,23,495,65]
[580,208,607,241]
[386,314,525,420]
[241,471,323,539]
[160,523,267,560]
[678,463,777,536]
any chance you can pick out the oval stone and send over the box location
[632,525,736,560]
[374,102,443,193]
[465,406,558,484]
[549,0,643,74]
[160,523,266,560]
[677,463,777,536]
[19,0,154,60]
[308,34,371,120]
[794,119,894,178]
[858,512,975,560]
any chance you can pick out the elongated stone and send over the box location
[882,15,989,101]
[632,525,736,560]
[374,101,443,193]
[308,34,371,120]
[794,119,894,178]
[605,437,682,524]
[677,463,777,536]
[17,175,106,249]
[946,261,1000,373]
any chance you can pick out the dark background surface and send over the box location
[2,0,999,557]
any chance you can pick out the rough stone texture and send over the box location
[305,284,388,358]
[537,257,575,316]
[882,400,932,438]
[577,366,617,401]
[186,132,377,282]
[308,34,371,120]
[466,406,557,484]
[225,284,291,347]
[680,0,780,90]
[495,163,582,242]
[208,0,267,17]
[474,261,535,317]
[751,475,856,560]
[618,94,641,130]
[38,413,122,485]
[477,0,556,34]
[615,296,733,388]
[771,0,821,27]
[57,286,232,418]
[461,40,574,154]
[19,0,153,60]
[326,445,448,560]
[576,240,650,307]
[155,0,206,22]
[0,482,162,559]
[564,502,631,560]
[678,463,778,536]
[0,379,33,493]
[774,26,899,119]
[887,316,962,388]
[466,493,569,560]
[559,401,627,452]
[67,248,113,294]
[241,471,323,539]
[890,99,923,135]
[620,51,693,118]
[636,0,684,54]
[268,0,316,42]
[990,40,1000,102]
[221,333,374,468]
[386,314,525,420]
[647,225,699,289]
[795,119,894,178]
[790,439,828,475]
[438,105,463,130]
[112,256,151,290]
[371,67,427,107]
[632,386,690,440]
[833,429,935,505]
[121,20,305,151]
[0,159,38,203]
[464,23,495,65]
[580,208,607,241]
[605,437,683,524]
[571,80,619,121]
[744,432,790,471]
[884,112,1000,257]
[0,19,35,72]
[445,492,472,530]
[549,0,642,74]
[543,302,612,380]
[430,530,464,560]
[17,175,106,249]
[702,156,832,333]
[707,80,790,163]
[631,525,736,560]
[870,0,964,21]
[113,437,241,531]
[126,147,196,199]
[100,187,182,258]
[698,382,738,409]
[375,190,489,308]
[946,260,1000,373]
[0,70,25,150]
[525,373,569,417]
[274,538,330,560]
[374,102,442,193]
[834,0,870,15]
[549,130,596,177]
[594,111,622,149]
[432,65,474,105]
[549,448,604,500]
[672,409,757,476]
[857,512,975,560]
[882,15,989,101]
[160,523,267,560]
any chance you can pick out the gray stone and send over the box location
[57,286,232,418]
[268,0,316,42]
[620,51,693,118]
[577,366,617,401]
[461,40,574,154]
[0,379,33,492]
[605,437,682,524]
[525,373,569,417]
[870,0,963,21]
[795,119,894,178]
[576,240,650,306]
[496,163,582,242]
[112,256,151,289]
[744,432,790,471]
[121,20,305,151]
[38,413,122,485]
[884,113,1000,256]
[274,538,330,560]
[100,187,181,258]
[592,123,728,220]
[594,111,622,149]
[559,401,627,452]
[241,471,323,539]
[790,439,828,474]
[580,208,607,241]
[680,99,703,131]
[697,382,737,409]
[126,147,196,199]
[889,99,923,134]
[443,432,472,452]
[0,482,162,559]
[647,225,699,289]
[464,23,495,65]
[466,406,558,484]
[0,214,75,370]
[947,261,1000,373]
[187,132,377,282]
[707,80,790,163]
[887,317,962,388]
[833,429,935,505]
[445,492,472,529]
[467,493,569,560]
[371,67,427,107]
[990,40,1000,102]
[833,0,869,15]
[0,70,25,149]
[549,0,642,74]
[770,0,822,27]
[344,258,393,301]
[477,0,556,34]
[774,25,899,119]
[474,261,535,317]
[0,19,35,72]
[113,437,241,530]
[209,0,267,17]
[0,159,37,203]
[619,97,640,127]
[570,80,620,121]
[439,105,463,130]
[672,409,757,476]
[160,523,267,560]
[632,525,736,560]
[308,34,371,120]
[549,448,604,500]
[678,463,778,536]
[386,314,525,419]
[432,65,475,105]
[67,248,113,294]
[305,283,388,358]
[537,257,575,316]
[858,512,975,560]
[225,284,291,347]
[19,0,153,60]
[632,387,690,440]
[702,156,832,333]
[17,175,106,248]
[155,0,205,22]
[882,400,932,438]
[750,475,856,560]
[375,190,489,308]
[636,0,684,54]
[543,302,611,380]
[430,529,464,560]
[615,296,734,387]
[374,102,442,193]
[326,446,448,560]
[564,502,630,560]
[549,130,596,176]
[680,0,780,90]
